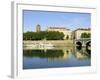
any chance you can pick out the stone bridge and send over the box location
[74,38,91,47]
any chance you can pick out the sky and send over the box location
[23,10,91,32]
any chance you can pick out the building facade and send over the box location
[73,28,91,40]
[35,24,90,40]
[47,27,72,40]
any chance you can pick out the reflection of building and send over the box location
[73,28,90,40]
[47,27,72,39]
[36,24,41,32]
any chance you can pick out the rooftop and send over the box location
[74,28,91,31]
[48,27,70,30]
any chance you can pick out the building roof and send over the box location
[48,27,70,30]
[74,28,91,31]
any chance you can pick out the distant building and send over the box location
[73,28,91,40]
[36,24,41,32]
[47,27,72,39]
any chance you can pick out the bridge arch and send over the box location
[86,41,91,54]
[76,41,82,46]
[86,41,91,46]
[75,38,91,47]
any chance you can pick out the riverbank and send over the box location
[23,40,74,47]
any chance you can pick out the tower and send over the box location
[36,24,41,32]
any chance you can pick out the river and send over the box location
[23,45,91,69]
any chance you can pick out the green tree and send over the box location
[81,33,91,38]
[23,31,64,40]
[66,35,69,40]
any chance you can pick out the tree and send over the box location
[66,35,69,40]
[81,33,91,38]
[23,31,64,40]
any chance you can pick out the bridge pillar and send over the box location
[82,40,86,47]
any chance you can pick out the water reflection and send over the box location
[23,50,64,58]
[23,46,91,69]
[24,46,90,60]
[75,46,91,60]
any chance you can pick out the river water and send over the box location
[23,46,91,69]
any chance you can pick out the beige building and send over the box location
[47,27,72,40]
[74,28,91,40]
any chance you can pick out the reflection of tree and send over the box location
[48,49,71,61]
[23,50,64,58]
[66,50,69,54]
[23,46,90,61]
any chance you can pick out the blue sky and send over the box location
[23,10,91,32]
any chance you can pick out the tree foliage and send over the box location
[81,33,91,38]
[23,31,64,40]
[66,35,69,40]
